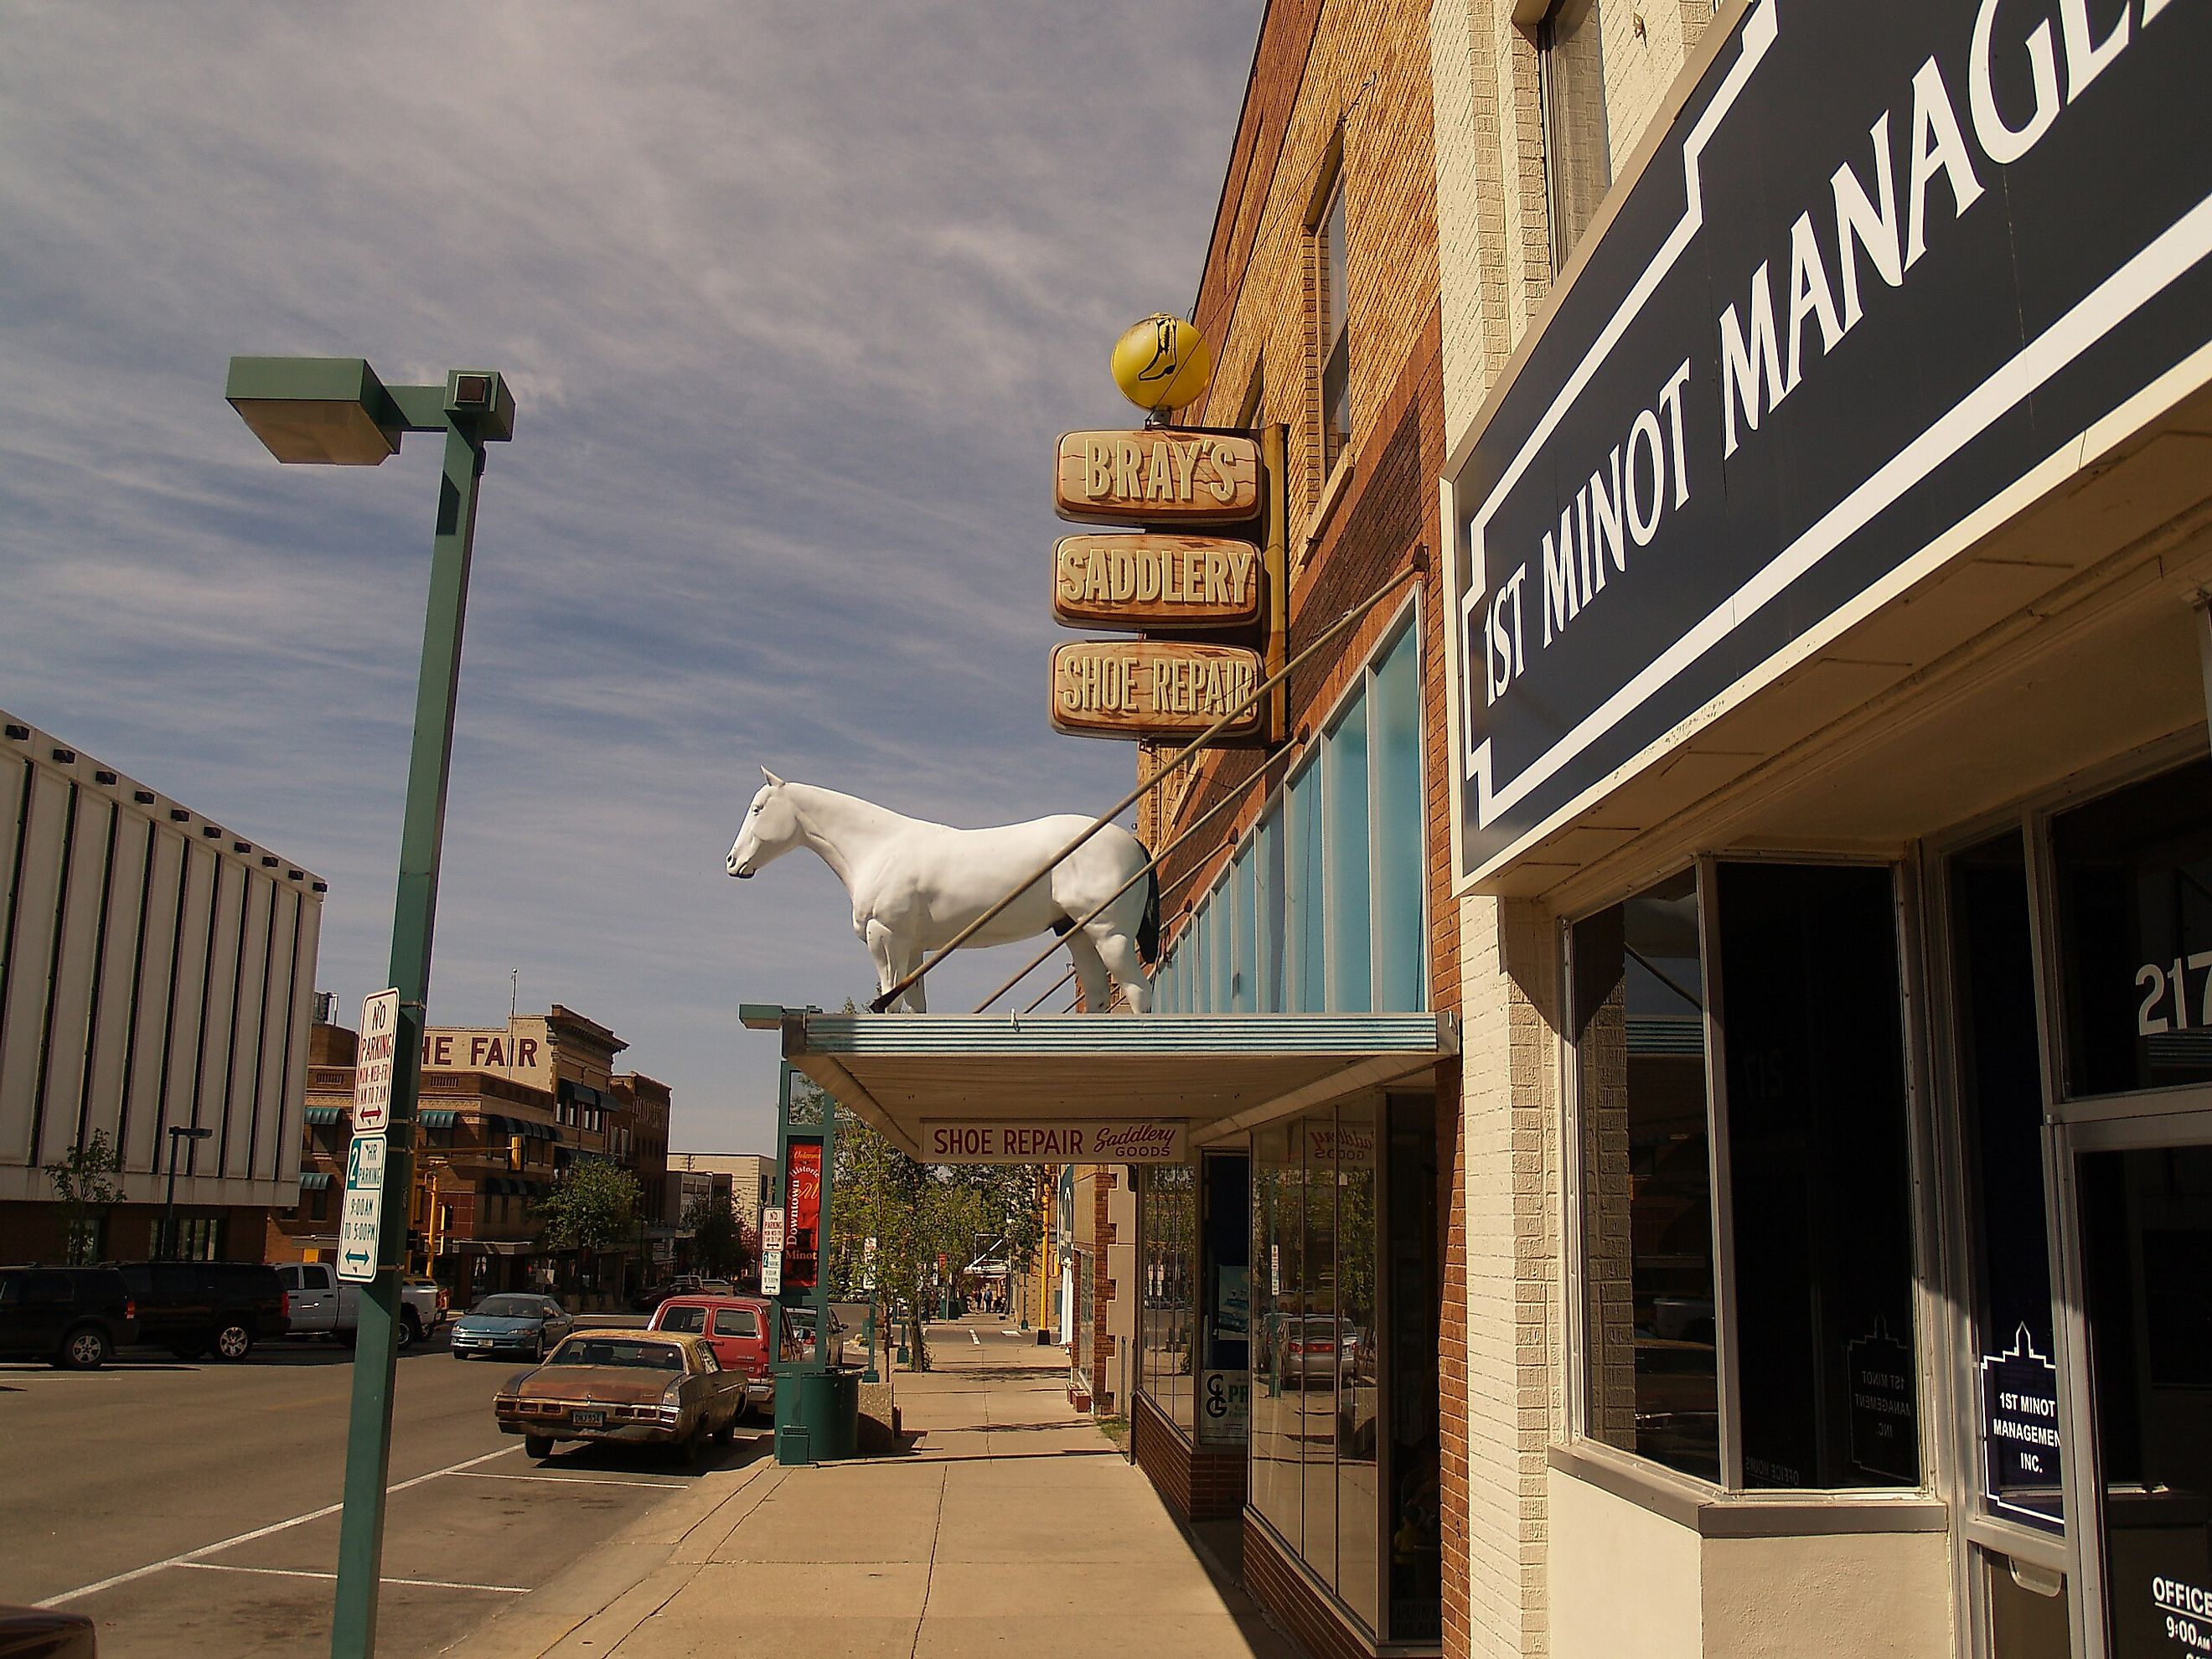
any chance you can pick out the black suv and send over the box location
[110,1260,288,1362]
[0,1266,137,1369]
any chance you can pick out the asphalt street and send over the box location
[0,1329,767,1658]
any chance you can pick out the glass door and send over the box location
[2060,1111,2212,1659]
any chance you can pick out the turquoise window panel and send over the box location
[1324,685,1372,1011]
[1256,812,1284,1013]
[1232,846,1257,1013]
[1287,760,1325,1012]
[1372,621,1425,1011]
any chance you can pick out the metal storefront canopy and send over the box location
[742,1008,1458,1156]
[304,1106,344,1126]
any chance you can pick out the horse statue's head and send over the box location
[726,768,803,879]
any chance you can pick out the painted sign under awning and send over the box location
[922,1119,1186,1164]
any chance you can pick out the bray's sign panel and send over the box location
[1445,0,2212,886]
[1054,431,1259,525]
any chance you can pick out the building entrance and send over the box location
[2064,1122,2212,1659]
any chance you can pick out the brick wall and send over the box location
[1093,1168,1117,1414]
[1243,1512,1380,1659]
[1133,1393,1249,1522]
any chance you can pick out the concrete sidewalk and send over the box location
[457,1315,1295,1657]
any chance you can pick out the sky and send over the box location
[0,3,1263,1154]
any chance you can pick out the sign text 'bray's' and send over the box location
[1055,431,1259,525]
[922,1120,1186,1163]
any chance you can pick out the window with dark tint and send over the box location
[1951,831,2064,1531]
[658,1305,707,1334]
[2053,757,2212,1098]
[1385,1095,1440,1642]
[1574,870,1718,1481]
[1719,862,1919,1488]
[1541,0,1612,272]
[1318,177,1351,471]
[1203,1153,1249,1377]
[1139,1161,1196,1434]
[2078,1145,2212,1657]
[711,1308,760,1337]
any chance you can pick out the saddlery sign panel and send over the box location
[1447,0,2212,886]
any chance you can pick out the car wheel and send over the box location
[58,1324,111,1371]
[214,1322,254,1362]
[395,1315,420,1353]
[680,1424,711,1469]
[530,1333,545,1362]
[525,1434,555,1461]
[712,1413,737,1447]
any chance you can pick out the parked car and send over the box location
[450,1294,573,1361]
[629,1275,702,1313]
[109,1260,287,1362]
[1275,1315,1357,1388]
[647,1294,793,1419]
[492,1330,746,1465]
[274,1261,445,1350]
[788,1305,850,1366]
[0,1603,96,1657]
[0,1266,136,1370]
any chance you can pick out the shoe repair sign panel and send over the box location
[1444,0,2212,887]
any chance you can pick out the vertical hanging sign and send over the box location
[785,1144,822,1291]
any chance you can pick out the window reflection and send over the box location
[1253,1124,1303,1546]
[1574,870,1718,1481]
[1140,1163,1196,1435]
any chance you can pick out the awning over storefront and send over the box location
[418,1109,458,1129]
[742,1007,1458,1156]
[297,1170,333,1190]
[457,1238,535,1257]
[303,1106,343,1126]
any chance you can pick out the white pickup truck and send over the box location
[276,1262,448,1351]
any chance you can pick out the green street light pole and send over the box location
[226,357,515,1659]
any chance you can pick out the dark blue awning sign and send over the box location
[1447,0,2212,885]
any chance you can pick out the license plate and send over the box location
[570,1408,606,1429]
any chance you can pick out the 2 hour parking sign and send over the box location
[337,1132,386,1284]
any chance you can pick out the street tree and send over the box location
[536,1160,642,1300]
[44,1129,127,1264]
[684,1195,752,1281]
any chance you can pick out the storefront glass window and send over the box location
[1252,1124,1303,1543]
[1205,1152,1252,1375]
[1301,1117,1339,1584]
[1951,830,2064,1532]
[1139,1163,1197,1436]
[1387,1095,1441,1641]
[1718,862,1919,1489]
[1336,1099,1382,1629]
[2053,756,2212,1098]
[1573,870,1718,1480]
[1325,685,1372,1012]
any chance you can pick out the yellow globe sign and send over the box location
[1110,314,1212,413]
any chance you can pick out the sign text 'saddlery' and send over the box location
[921,1119,1186,1164]
[1052,533,1263,629]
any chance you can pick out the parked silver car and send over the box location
[449,1294,574,1360]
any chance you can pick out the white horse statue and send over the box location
[725,771,1158,1014]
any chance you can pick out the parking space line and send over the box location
[175,1562,527,1594]
[454,1470,688,1491]
[34,1445,519,1607]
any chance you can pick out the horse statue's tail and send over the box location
[1134,840,1161,966]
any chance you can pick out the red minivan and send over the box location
[647,1295,794,1419]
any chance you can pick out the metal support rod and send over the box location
[871,562,1419,1012]
[331,420,486,1659]
[974,771,1264,1012]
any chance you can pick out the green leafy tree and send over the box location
[685,1195,751,1280]
[44,1129,127,1264]
[536,1160,641,1253]
[824,1098,1041,1372]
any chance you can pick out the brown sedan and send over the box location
[493,1330,746,1465]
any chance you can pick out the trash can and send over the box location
[774,1367,861,1465]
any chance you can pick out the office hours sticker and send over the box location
[2155,1575,2212,1655]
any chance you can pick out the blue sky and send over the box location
[0,4,1261,1152]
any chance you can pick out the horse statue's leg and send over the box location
[1091,926,1153,1015]
[1063,930,1114,1013]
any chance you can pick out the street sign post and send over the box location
[761,1205,787,1295]
[337,1134,387,1284]
[350,990,399,1134]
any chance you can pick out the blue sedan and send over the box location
[449,1295,573,1360]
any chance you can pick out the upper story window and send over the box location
[1316,174,1351,472]
[1540,0,1613,273]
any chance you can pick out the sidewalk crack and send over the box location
[906,1465,948,1659]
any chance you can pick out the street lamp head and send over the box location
[225,357,403,466]
[443,370,515,443]
[170,1124,214,1141]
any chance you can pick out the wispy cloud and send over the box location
[0,0,1259,1150]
